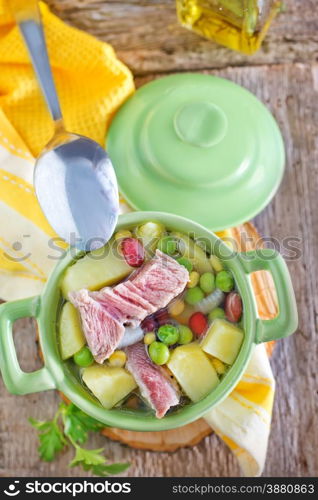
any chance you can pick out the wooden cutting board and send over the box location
[101,222,278,451]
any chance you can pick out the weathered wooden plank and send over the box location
[1,61,317,477]
[45,0,318,75]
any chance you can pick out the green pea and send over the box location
[178,325,193,345]
[215,270,234,292]
[73,346,94,367]
[199,272,215,294]
[148,341,170,365]
[208,307,225,321]
[185,286,204,305]
[176,257,193,273]
[157,236,177,255]
[157,324,180,345]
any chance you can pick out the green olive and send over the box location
[73,346,94,367]
[199,272,215,294]
[157,236,177,255]
[215,270,234,292]
[178,325,194,345]
[208,307,225,321]
[148,341,170,365]
[176,257,193,272]
[157,324,180,345]
[185,286,204,305]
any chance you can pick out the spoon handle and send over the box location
[12,0,62,123]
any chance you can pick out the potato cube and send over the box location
[201,319,244,365]
[61,240,133,298]
[167,343,219,402]
[59,302,85,360]
[82,365,137,409]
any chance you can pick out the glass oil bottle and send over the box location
[176,0,282,54]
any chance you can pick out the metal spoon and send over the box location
[13,1,119,251]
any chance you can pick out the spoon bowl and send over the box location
[35,133,119,250]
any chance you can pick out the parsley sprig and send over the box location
[29,403,130,476]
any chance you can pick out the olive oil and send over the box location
[176,0,282,54]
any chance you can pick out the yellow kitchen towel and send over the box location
[0,0,134,157]
[0,1,275,477]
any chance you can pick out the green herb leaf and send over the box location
[63,404,104,444]
[70,445,130,476]
[29,417,66,462]
[29,417,52,431]
[29,404,131,476]
[93,463,131,476]
[70,446,106,468]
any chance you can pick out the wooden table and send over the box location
[1,0,317,478]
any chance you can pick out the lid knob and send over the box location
[173,101,227,148]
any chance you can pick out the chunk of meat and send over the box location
[69,289,124,363]
[91,287,145,328]
[88,250,188,324]
[124,281,156,306]
[125,342,179,418]
[114,282,156,316]
[89,289,126,324]
[69,250,189,363]
[131,250,189,308]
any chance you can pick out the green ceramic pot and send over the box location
[0,212,297,431]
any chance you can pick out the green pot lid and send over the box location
[107,74,285,230]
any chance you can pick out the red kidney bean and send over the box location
[224,292,242,323]
[121,238,145,267]
[141,316,157,332]
[155,308,172,326]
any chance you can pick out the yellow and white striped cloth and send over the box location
[0,0,275,477]
[204,345,275,476]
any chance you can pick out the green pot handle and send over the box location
[238,249,298,343]
[0,296,56,395]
